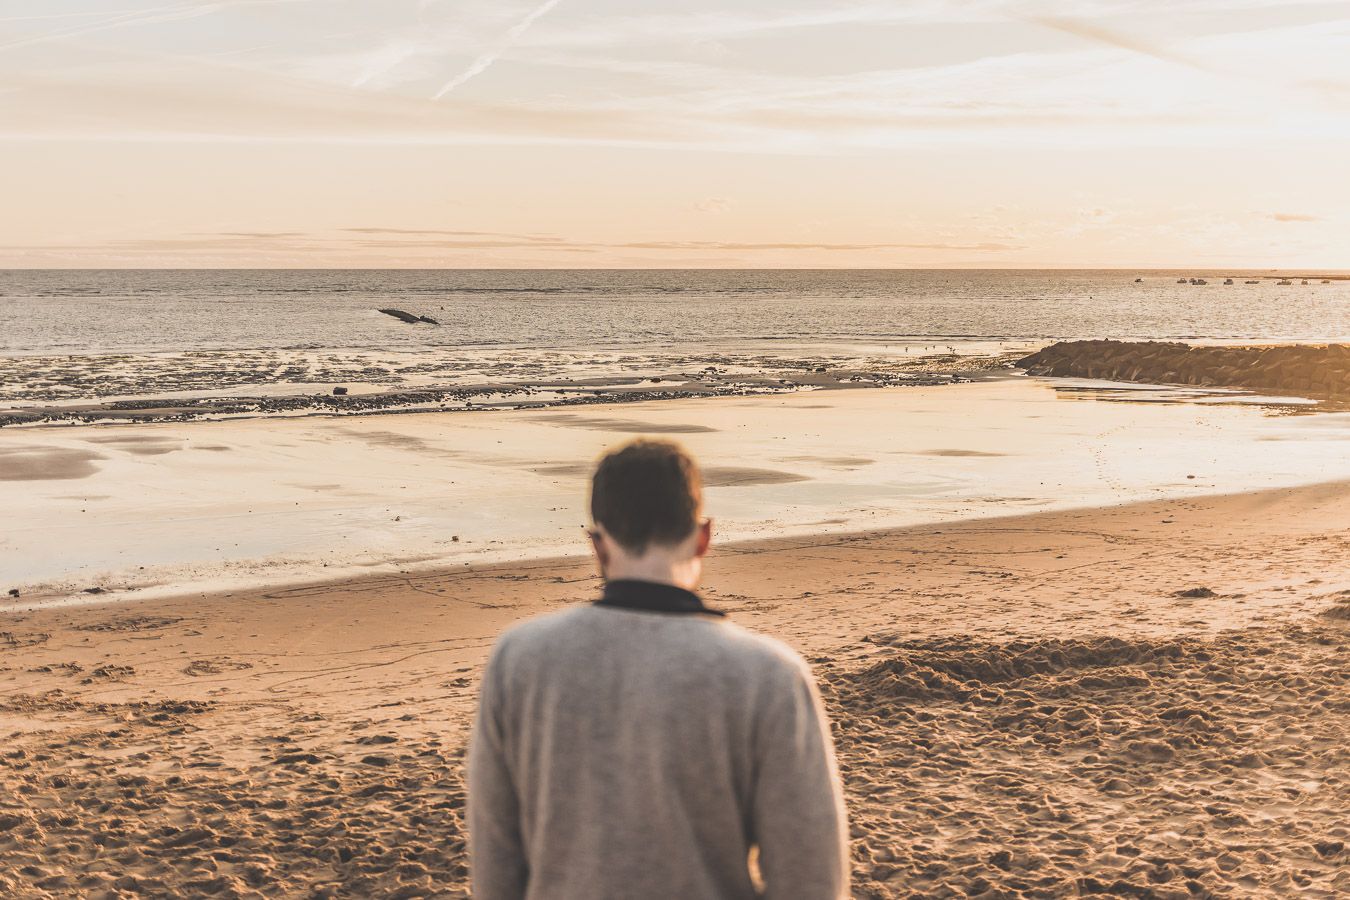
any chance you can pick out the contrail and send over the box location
[433,0,563,100]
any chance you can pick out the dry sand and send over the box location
[2,481,1348,897]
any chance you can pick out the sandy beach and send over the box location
[4,356,1349,896]
[2,478,1347,897]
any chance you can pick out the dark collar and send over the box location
[595,579,725,617]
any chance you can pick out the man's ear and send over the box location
[590,528,610,573]
[694,518,712,558]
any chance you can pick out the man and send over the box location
[468,439,849,899]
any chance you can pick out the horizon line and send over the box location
[3,266,1349,274]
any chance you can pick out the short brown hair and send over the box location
[590,439,703,554]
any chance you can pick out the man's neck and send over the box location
[604,559,701,592]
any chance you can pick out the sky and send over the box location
[1,0,1348,268]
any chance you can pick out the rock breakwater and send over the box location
[1018,340,1349,400]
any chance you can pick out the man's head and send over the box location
[588,439,712,588]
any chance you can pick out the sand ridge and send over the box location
[830,616,1349,896]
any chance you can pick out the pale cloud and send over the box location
[0,0,323,53]
[694,197,731,214]
[613,240,1020,252]
[0,230,1024,262]
[1026,15,1212,71]
[508,0,1322,52]
[342,227,564,241]
[203,231,308,238]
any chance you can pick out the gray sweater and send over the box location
[468,596,849,899]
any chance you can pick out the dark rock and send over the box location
[6,589,17,598]
[417,315,440,325]
[82,587,106,595]
[1017,340,1349,400]
[1175,587,1217,598]
[332,386,348,396]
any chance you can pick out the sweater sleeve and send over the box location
[751,656,850,900]
[468,645,529,900]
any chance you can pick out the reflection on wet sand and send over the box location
[0,446,106,481]
[528,414,717,434]
[84,435,184,456]
[781,455,875,469]
[909,449,1009,458]
[529,462,808,487]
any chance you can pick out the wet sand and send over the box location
[2,482,1348,897]
[7,377,1350,605]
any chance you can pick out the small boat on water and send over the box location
[1223,278,1234,285]
[1277,279,1293,285]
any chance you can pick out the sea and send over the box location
[3,269,1347,357]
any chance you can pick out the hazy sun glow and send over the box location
[2,0,1347,268]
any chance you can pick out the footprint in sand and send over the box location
[80,664,135,684]
[77,615,182,633]
[183,657,255,677]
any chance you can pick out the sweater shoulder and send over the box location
[489,605,810,681]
